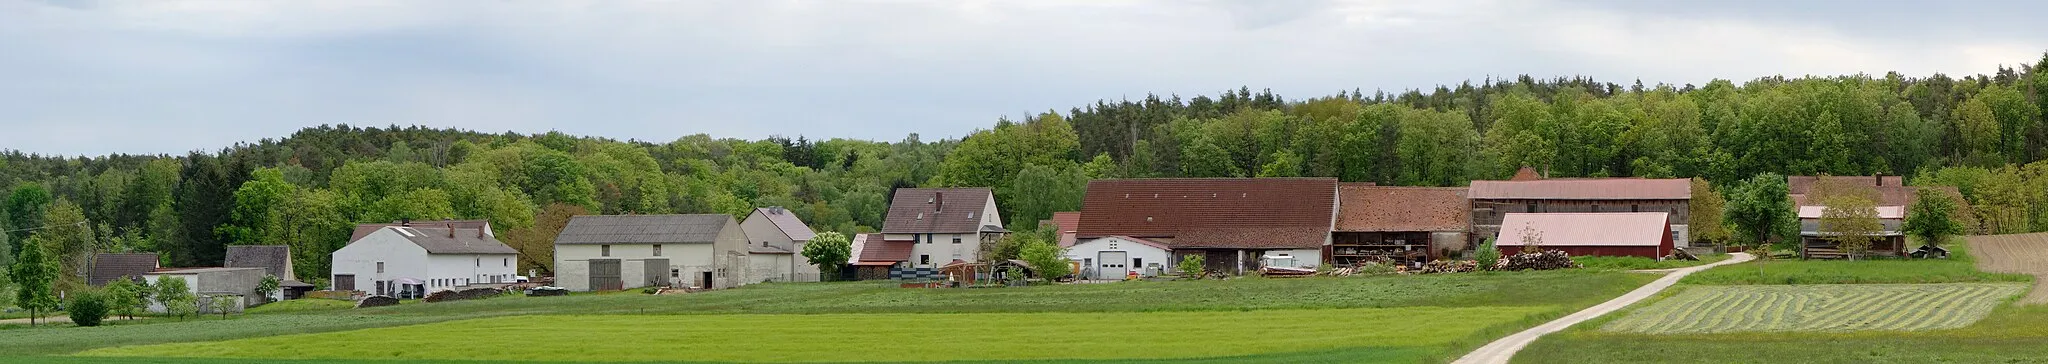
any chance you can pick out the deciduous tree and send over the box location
[801,231,851,281]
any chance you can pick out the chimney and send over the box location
[477,227,486,239]
[400,218,411,227]
[1875,173,1884,187]
[447,224,456,238]
[935,192,945,212]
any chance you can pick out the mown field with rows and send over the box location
[1601,283,2024,334]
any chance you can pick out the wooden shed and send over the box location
[1495,212,1674,258]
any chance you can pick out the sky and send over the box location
[3,0,2046,157]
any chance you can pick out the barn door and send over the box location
[589,259,622,291]
[333,274,355,291]
[643,259,670,287]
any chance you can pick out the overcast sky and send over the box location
[3,0,2046,156]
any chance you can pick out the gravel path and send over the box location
[1450,252,1755,364]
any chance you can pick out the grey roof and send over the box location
[882,188,995,234]
[752,207,817,242]
[149,267,265,274]
[384,226,519,254]
[749,244,794,254]
[90,253,160,286]
[224,245,292,280]
[555,214,734,245]
[352,220,491,242]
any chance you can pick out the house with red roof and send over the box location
[861,187,1007,280]
[1076,178,1338,275]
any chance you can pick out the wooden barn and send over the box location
[1469,172,1691,249]
[1330,185,1470,266]
[1495,212,1674,258]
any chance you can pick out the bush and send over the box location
[1474,238,1502,269]
[1177,255,1205,279]
[66,288,111,327]
[641,287,660,295]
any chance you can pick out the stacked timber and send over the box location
[1492,250,1581,271]
[1407,260,1477,274]
[355,295,399,308]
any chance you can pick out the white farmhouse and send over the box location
[740,207,822,283]
[330,224,519,298]
[554,214,750,291]
[875,188,1007,279]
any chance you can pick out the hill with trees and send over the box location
[5,52,2048,289]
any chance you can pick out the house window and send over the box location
[602,245,611,257]
[653,244,663,256]
[376,262,385,273]
[952,235,962,244]
[920,255,930,265]
[476,258,481,267]
[1134,258,1144,267]
[503,258,509,267]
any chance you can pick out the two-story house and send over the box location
[875,188,1006,279]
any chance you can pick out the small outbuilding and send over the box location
[141,267,267,313]
[1494,212,1674,258]
[1065,236,1172,280]
[89,253,160,286]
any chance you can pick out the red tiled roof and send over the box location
[1049,211,1081,233]
[855,233,913,263]
[1468,178,1690,200]
[881,188,995,234]
[1496,212,1669,247]
[1335,186,1469,232]
[1077,178,1337,249]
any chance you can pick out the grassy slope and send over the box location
[1518,242,2048,364]
[84,307,1555,362]
[0,271,1655,362]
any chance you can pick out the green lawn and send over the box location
[0,271,1656,361]
[1573,254,1730,271]
[84,307,1555,362]
[1599,283,2024,334]
[1681,245,2029,285]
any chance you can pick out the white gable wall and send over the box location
[1064,237,1172,280]
[331,228,430,293]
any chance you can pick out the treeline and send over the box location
[5,52,2048,292]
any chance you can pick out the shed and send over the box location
[1796,205,1908,259]
[226,245,314,300]
[140,267,267,313]
[1331,185,1470,265]
[89,253,160,286]
[1494,212,1674,258]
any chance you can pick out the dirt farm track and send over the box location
[1968,233,2048,304]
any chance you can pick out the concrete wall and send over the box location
[424,253,518,292]
[741,210,800,252]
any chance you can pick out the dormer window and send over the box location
[917,212,924,220]
[968,212,976,219]
[927,197,935,203]
[1145,216,1154,222]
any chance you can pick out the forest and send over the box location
[4,52,2048,292]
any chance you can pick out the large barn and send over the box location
[1469,173,1692,249]
[1494,212,1674,258]
[1076,178,1337,275]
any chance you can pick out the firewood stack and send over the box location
[1406,260,1477,274]
[1491,250,1582,271]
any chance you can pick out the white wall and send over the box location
[331,228,430,294]
[1671,225,1692,248]
[424,253,518,292]
[1064,237,1172,280]
[741,210,800,251]
[557,243,720,291]
[1263,249,1321,269]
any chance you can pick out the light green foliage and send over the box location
[1572,254,1730,271]
[1903,188,1963,249]
[1018,237,1070,281]
[266,189,350,281]
[1177,254,1205,278]
[1256,150,1303,177]
[32,198,94,290]
[1602,283,2023,334]
[1474,238,1502,268]
[219,168,295,245]
[932,112,1080,189]
[103,278,144,320]
[1687,179,1732,246]
[8,236,57,326]
[801,231,851,279]
[208,294,239,319]
[66,287,111,327]
[1724,173,1796,247]
[1819,195,1883,260]
[154,276,197,320]
[1004,163,1086,231]
[1178,135,1241,177]
[1394,108,1478,186]
[255,275,281,303]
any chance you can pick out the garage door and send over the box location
[589,259,622,291]
[1097,251,1129,280]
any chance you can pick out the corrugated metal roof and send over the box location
[1797,205,1907,219]
[1335,186,1469,232]
[351,220,491,242]
[555,214,733,245]
[1789,185,1967,209]
[1495,212,1669,247]
[881,188,995,234]
[1076,178,1337,249]
[1468,178,1691,200]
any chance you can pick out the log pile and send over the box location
[355,295,399,308]
[1323,262,1397,277]
[526,287,570,297]
[1667,249,1700,261]
[1405,260,1477,274]
[1261,266,1316,277]
[1491,250,1581,271]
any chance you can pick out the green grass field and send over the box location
[1599,283,2024,334]
[1572,254,1730,271]
[0,271,1656,363]
[1681,245,2029,285]
[84,307,1554,362]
